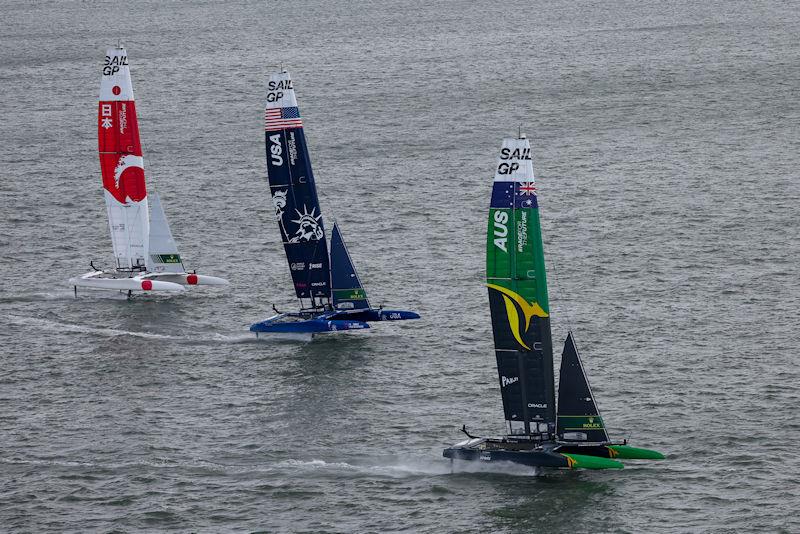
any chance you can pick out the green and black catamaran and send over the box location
[443,135,664,470]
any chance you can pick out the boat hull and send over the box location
[144,273,229,286]
[69,271,185,292]
[442,437,624,470]
[249,313,370,334]
[326,308,420,322]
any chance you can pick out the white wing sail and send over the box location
[98,47,149,270]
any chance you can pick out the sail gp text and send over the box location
[267,79,293,102]
[103,55,128,76]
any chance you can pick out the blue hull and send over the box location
[250,308,418,335]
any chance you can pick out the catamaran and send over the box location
[250,71,419,335]
[69,47,227,295]
[443,135,663,470]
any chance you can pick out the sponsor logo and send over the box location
[499,147,532,160]
[287,131,298,166]
[118,103,127,133]
[528,403,547,409]
[269,133,284,166]
[493,210,508,252]
[486,284,548,350]
[311,282,326,287]
[517,210,527,253]
[266,78,293,102]
[582,416,603,429]
[480,452,491,461]
[309,262,323,269]
[290,262,305,271]
[103,54,128,76]
[501,376,519,387]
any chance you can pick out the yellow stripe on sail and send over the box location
[502,295,530,350]
[487,283,549,332]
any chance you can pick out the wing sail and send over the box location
[556,332,610,443]
[487,137,556,435]
[98,47,149,270]
[330,222,369,310]
[264,72,330,302]
[146,192,185,274]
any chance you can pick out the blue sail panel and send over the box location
[264,72,330,301]
[330,222,370,310]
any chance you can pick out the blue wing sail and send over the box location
[330,222,370,310]
[264,72,330,302]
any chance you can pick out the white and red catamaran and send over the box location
[69,46,227,294]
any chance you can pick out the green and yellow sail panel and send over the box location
[487,136,556,432]
[556,332,610,443]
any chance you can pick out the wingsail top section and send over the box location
[264,71,330,303]
[98,46,149,271]
[557,332,610,442]
[486,136,555,435]
[330,222,369,310]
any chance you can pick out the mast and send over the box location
[263,71,331,308]
[486,135,556,438]
[98,46,149,272]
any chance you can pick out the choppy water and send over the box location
[2,1,799,532]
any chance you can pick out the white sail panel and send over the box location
[98,46,149,270]
[493,137,535,183]
[146,192,184,273]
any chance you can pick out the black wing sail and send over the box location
[487,137,556,437]
[264,71,331,305]
[556,332,610,443]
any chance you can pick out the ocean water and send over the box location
[2,1,799,532]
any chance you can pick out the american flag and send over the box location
[265,106,303,131]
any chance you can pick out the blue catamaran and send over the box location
[250,71,419,336]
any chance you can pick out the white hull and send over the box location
[144,272,229,286]
[69,271,185,292]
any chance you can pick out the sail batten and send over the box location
[487,137,556,434]
[264,72,331,303]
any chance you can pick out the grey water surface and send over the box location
[1,1,799,532]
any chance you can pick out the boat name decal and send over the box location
[493,210,508,252]
[269,133,284,166]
